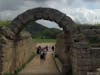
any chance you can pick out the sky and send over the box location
[0,0,100,28]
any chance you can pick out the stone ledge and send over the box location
[52,54,63,72]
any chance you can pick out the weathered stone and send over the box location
[4,7,76,35]
[0,31,36,74]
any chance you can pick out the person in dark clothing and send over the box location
[51,46,58,57]
[36,46,41,54]
[40,48,46,63]
[51,46,55,51]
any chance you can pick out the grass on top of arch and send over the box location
[32,38,56,43]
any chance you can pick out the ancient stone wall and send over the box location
[72,42,91,75]
[0,37,9,74]
[79,25,100,47]
[55,32,72,63]
[55,26,100,75]
[89,48,100,71]
[55,33,66,64]
[71,26,100,75]
[55,32,72,75]
[1,37,14,74]
[0,31,36,74]
[71,46,100,75]
[15,31,36,70]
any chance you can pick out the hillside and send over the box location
[24,21,62,39]
[25,21,48,38]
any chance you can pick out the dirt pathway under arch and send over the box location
[19,43,59,75]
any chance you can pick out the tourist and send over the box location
[45,45,48,52]
[51,46,55,51]
[40,48,46,62]
[51,46,57,57]
[36,46,41,54]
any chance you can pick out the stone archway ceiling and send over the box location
[1,7,76,39]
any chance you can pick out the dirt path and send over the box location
[19,43,58,75]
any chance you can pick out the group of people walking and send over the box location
[36,45,55,62]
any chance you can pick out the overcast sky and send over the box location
[0,0,100,28]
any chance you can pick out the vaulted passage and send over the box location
[0,7,77,75]
[0,7,97,75]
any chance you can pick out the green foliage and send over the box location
[41,28,62,39]
[25,21,61,39]
[25,21,49,38]
[0,21,11,26]
[76,23,100,26]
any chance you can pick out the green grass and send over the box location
[32,38,56,43]
[0,21,11,26]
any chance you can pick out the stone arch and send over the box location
[1,7,76,40]
[0,7,79,75]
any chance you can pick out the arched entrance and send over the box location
[0,7,78,75]
[1,7,76,39]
